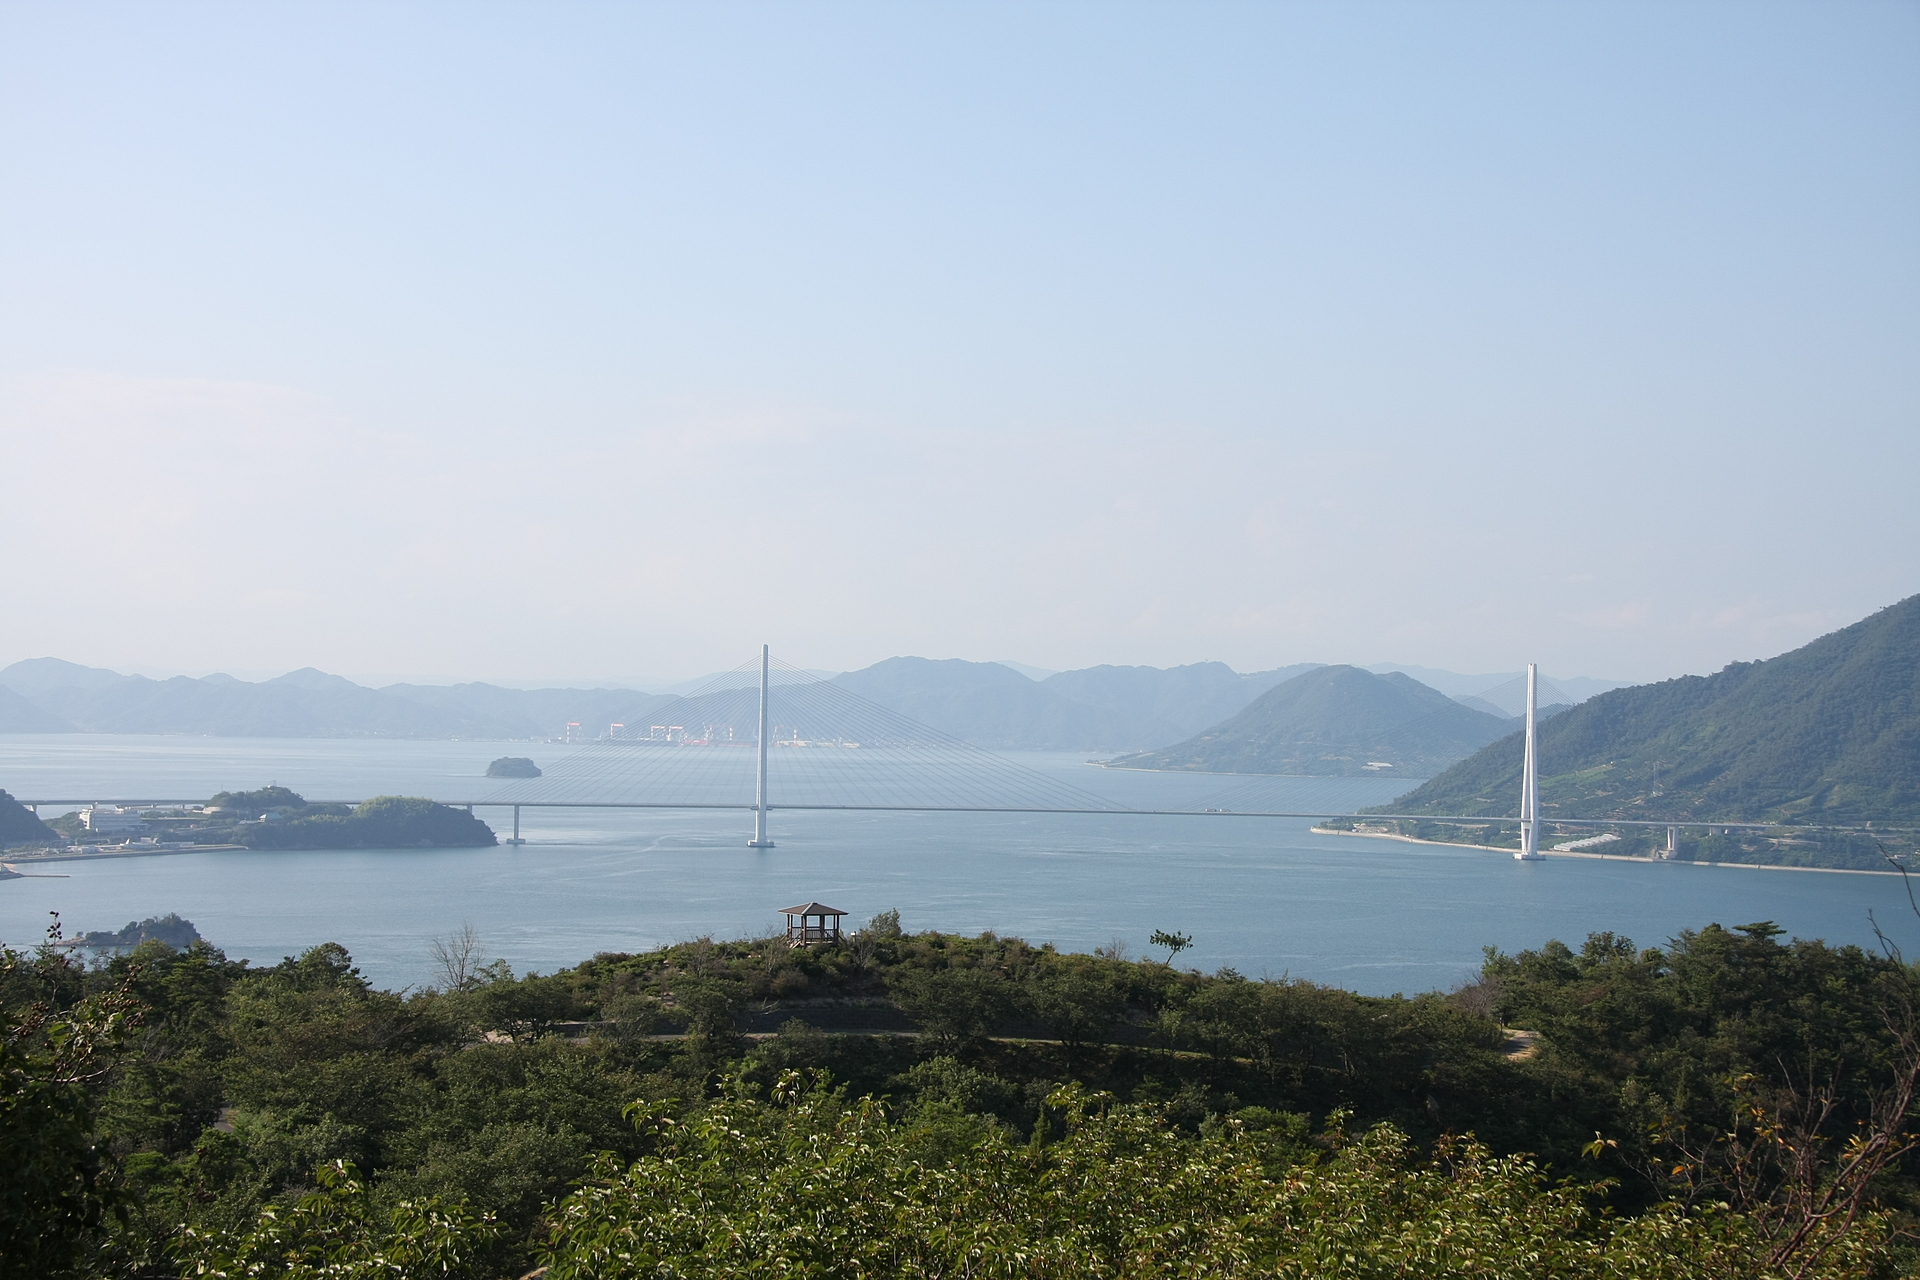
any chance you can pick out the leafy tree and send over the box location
[177,1159,496,1280]
[471,967,580,1043]
[1149,929,1192,965]
[666,974,745,1040]
[1026,958,1125,1067]
[0,920,141,1280]
[886,965,1021,1049]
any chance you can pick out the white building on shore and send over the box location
[78,805,147,834]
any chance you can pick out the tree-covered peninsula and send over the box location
[237,795,497,849]
[40,790,497,851]
[5,913,1918,1278]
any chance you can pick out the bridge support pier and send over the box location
[505,804,525,846]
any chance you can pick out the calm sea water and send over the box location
[3,734,1915,996]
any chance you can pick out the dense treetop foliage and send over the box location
[5,908,1920,1277]
[1393,593,1920,823]
[206,788,310,817]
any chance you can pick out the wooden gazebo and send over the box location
[781,901,848,948]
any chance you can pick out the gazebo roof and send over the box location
[780,902,848,917]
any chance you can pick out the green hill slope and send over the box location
[0,789,62,847]
[1388,594,1920,823]
[1108,665,1511,777]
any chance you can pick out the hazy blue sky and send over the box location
[2,2,1914,686]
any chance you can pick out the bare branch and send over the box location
[428,921,485,992]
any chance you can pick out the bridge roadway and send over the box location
[4,798,1829,832]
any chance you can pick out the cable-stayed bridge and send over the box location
[20,649,1799,852]
[483,650,1135,823]
[470,648,1724,849]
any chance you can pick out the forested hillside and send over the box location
[0,788,59,845]
[1391,593,1920,823]
[8,914,1916,1277]
[1110,665,1511,776]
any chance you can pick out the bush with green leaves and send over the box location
[177,1160,495,1280]
[538,1071,1889,1279]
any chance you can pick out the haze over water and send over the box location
[4,735,1914,996]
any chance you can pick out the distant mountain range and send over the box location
[0,684,71,733]
[1108,665,1535,777]
[0,653,1611,756]
[0,658,667,740]
[1360,665,1623,715]
[0,654,1305,747]
[1388,594,1920,824]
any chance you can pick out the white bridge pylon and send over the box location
[749,643,773,849]
[1515,662,1544,861]
[482,648,1136,842]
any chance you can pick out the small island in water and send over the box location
[66,913,203,953]
[485,756,542,778]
